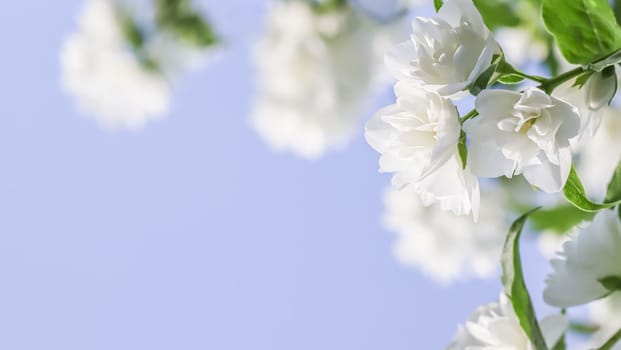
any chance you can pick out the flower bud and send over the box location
[586,66,617,111]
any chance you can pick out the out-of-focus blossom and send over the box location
[61,0,172,130]
[544,210,621,308]
[367,83,479,217]
[385,0,499,97]
[494,27,547,67]
[464,87,581,193]
[252,1,402,159]
[382,185,506,284]
[447,294,566,349]
[61,0,215,130]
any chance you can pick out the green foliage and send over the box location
[457,131,468,169]
[606,156,621,203]
[469,63,497,95]
[563,166,619,212]
[498,74,525,85]
[501,208,549,350]
[156,0,218,47]
[434,0,443,12]
[473,0,520,30]
[597,328,621,350]
[599,276,621,292]
[119,12,146,51]
[309,0,347,13]
[529,205,594,234]
[573,72,594,88]
[551,335,566,350]
[569,321,600,335]
[542,0,621,64]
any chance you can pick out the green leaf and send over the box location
[599,276,621,292]
[457,131,468,169]
[597,327,621,350]
[529,205,594,234]
[469,63,497,95]
[501,208,549,350]
[309,0,347,13]
[119,12,145,51]
[605,159,621,203]
[542,0,621,64]
[573,72,594,88]
[551,334,566,350]
[498,74,525,84]
[156,0,218,47]
[569,321,600,335]
[563,166,620,212]
[434,0,443,12]
[473,0,520,30]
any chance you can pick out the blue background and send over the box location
[0,1,552,349]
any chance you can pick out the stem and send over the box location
[511,71,548,84]
[598,327,621,350]
[538,66,585,94]
[459,109,479,124]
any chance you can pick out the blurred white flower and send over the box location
[385,0,499,97]
[383,185,505,284]
[252,1,380,158]
[366,82,479,217]
[447,294,567,349]
[494,27,547,67]
[544,210,621,308]
[464,87,581,193]
[61,0,172,130]
[586,293,621,350]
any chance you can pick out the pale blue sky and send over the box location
[0,1,553,349]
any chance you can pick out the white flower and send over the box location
[385,0,499,97]
[544,210,621,308]
[251,1,377,158]
[464,87,581,193]
[366,82,479,217]
[383,185,506,284]
[447,294,567,349]
[60,0,172,130]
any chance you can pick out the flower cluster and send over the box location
[365,0,621,348]
[366,0,592,219]
[60,0,218,130]
[252,0,407,159]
